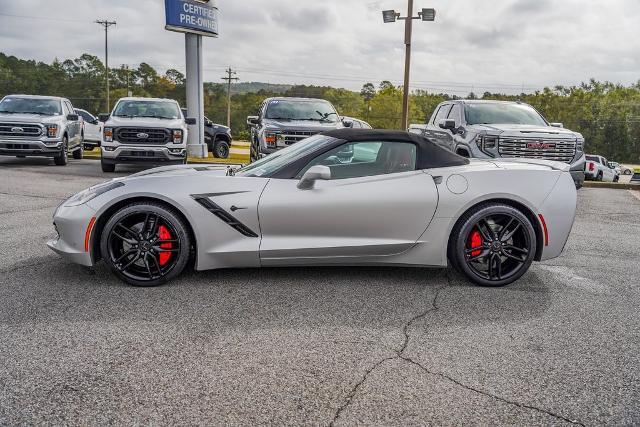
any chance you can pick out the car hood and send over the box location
[470,124,579,139]
[0,113,63,124]
[473,157,571,172]
[263,119,344,132]
[107,116,185,128]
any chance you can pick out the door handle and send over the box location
[230,205,247,212]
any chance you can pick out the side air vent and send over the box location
[191,195,258,238]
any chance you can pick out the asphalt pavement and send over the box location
[1,157,639,425]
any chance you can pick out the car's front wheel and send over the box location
[450,203,537,287]
[100,202,192,287]
[54,137,68,166]
[213,138,230,159]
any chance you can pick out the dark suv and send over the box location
[409,100,586,188]
[181,109,232,159]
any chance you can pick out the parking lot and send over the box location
[1,157,639,425]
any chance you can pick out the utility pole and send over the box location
[125,65,132,97]
[95,20,117,111]
[221,67,239,128]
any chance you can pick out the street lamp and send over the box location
[382,2,436,130]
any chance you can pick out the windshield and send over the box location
[113,100,181,119]
[264,99,339,122]
[236,134,338,177]
[464,103,547,126]
[0,97,62,115]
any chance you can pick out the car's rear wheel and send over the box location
[596,172,603,181]
[213,139,230,159]
[100,202,191,287]
[72,144,83,159]
[451,203,536,287]
[54,137,68,166]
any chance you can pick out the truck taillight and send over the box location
[173,130,183,144]
[589,163,595,172]
[104,127,113,142]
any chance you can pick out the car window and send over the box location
[432,104,452,125]
[586,155,598,162]
[76,110,94,122]
[298,141,417,180]
[65,102,75,116]
[447,104,462,126]
[350,120,361,129]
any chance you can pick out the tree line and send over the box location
[1,52,638,162]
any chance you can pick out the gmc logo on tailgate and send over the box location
[527,142,555,149]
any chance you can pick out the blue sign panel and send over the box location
[165,0,219,37]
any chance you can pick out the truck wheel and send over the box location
[72,145,84,160]
[101,157,116,173]
[596,172,603,181]
[213,139,230,159]
[54,137,68,166]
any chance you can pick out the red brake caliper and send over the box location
[468,229,483,257]
[158,225,173,266]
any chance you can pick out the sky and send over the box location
[0,0,639,95]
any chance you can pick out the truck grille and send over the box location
[0,123,43,138]
[498,138,576,163]
[115,127,170,144]
[282,130,319,145]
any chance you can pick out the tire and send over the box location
[72,144,83,160]
[100,202,192,287]
[614,176,619,183]
[623,169,632,175]
[596,172,603,182]
[101,157,116,173]
[450,203,537,287]
[213,139,230,159]
[54,137,68,166]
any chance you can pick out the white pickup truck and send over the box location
[584,154,618,182]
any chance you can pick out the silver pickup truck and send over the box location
[0,94,84,165]
[409,100,586,188]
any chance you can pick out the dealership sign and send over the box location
[165,0,219,37]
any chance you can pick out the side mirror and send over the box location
[342,119,353,128]
[297,165,331,190]
[438,118,456,130]
[98,113,110,122]
[205,119,213,127]
[67,114,79,121]
[185,117,197,125]
[247,116,260,126]
[91,119,99,125]
[550,122,564,128]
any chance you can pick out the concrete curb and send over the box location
[583,181,639,190]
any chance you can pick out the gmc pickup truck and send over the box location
[98,97,195,172]
[247,97,350,162]
[0,94,84,165]
[409,100,586,188]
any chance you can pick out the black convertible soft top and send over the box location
[321,129,470,169]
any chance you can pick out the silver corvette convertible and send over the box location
[48,129,577,287]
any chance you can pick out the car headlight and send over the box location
[576,138,584,152]
[476,134,498,156]
[104,127,113,142]
[172,129,183,144]
[45,124,58,138]
[64,181,124,207]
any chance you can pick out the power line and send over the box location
[0,12,89,24]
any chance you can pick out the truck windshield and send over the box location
[0,97,62,115]
[113,100,181,119]
[265,99,340,123]
[236,135,338,177]
[465,103,547,126]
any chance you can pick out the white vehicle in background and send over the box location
[584,154,617,182]
[75,109,102,151]
[98,97,195,173]
[609,161,633,176]
[342,116,373,129]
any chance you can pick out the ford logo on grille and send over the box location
[136,132,149,139]
[11,127,24,133]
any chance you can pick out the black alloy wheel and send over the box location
[451,203,537,287]
[214,139,230,159]
[100,203,191,286]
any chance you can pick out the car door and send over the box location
[77,109,100,141]
[602,158,615,182]
[257,140,439,264]
[64,101,79,146]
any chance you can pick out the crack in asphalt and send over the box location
[329,270,585,426]
[0,191,66,201]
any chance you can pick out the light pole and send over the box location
[382,4,435,130]
[95,20,117,111]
